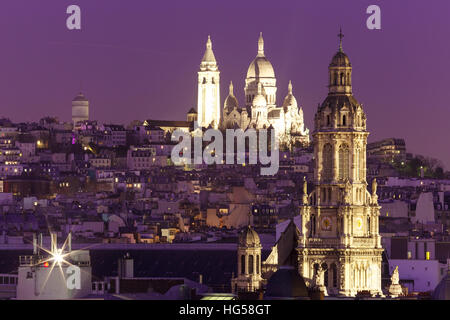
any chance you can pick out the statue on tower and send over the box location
[302,176,308,205]
[343,179,352,204]
[312,265,328,296]
[388,266,403,297]
[371,178,378,205]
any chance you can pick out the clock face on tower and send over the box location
[321,216,332,231]
[356,217,363,231]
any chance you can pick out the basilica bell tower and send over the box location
[197,35,220,129]
[297,30,383,297]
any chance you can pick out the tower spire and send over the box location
[257,32,264,56]
[201,35,217,65]
[338,28,344,52]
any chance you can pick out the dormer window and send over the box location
[342,115,347,126]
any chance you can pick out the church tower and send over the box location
[197,35,220,129]
[231,224,263,294]
[298,30,383,297]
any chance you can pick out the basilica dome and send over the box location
[252,93,267,108]
[246,33,275,79]
[224,95,239,112]
[224,81,239,112]
[238,225,261,247]
[247,56,275,79]
[252,82,267,107]
[282,81,298,110]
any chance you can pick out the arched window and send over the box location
[322,263,329,287]
[249,255,254,274]
[256,255,260,274]
[342,115,347,126]
[327,115,331,126]
[339,144,350,180]
[355,149,360,180]
[323,144,333,180]
[202,77,206,84]
[241,255,246,274]
[331,263,338,287]
[360,149,364,180]
[334,73,338,85]
[311,215,316,236]
[340,73,345,85]
[367,216,371,234]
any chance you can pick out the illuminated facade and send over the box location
[221,33,309,148]
[297,31,383,296]
[196,33,309,147]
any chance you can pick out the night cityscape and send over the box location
[0,0,449,310]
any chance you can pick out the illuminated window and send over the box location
[426,251,430,260]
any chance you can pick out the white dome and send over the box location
[282,81,298,110]
[252,82,267,107]
[253,93,267,107]
[247,57,275,79]
[246,33,275,79]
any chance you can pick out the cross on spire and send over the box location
[338,28,344,52]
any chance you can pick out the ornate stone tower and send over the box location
[297,30,383,297]
[197,35,220,129]
[72,92,89,125]
[231,225,263,294]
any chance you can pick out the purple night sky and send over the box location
[0,0,448,168]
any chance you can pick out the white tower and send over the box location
[197,36,220,129]
[72,92,89,125]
